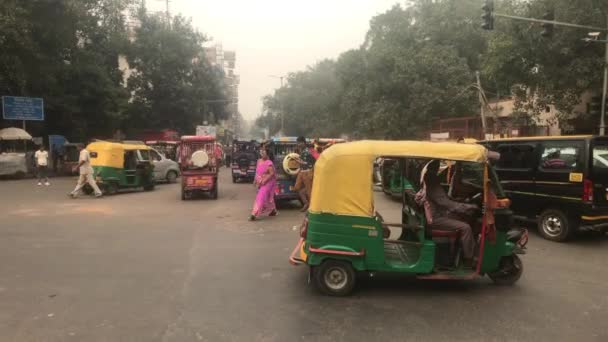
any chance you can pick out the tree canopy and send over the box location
[256,0,608,138]
[0,0,227,141]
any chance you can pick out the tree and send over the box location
[482,0,607,133]
[125,10,227,135]
[257,2,479,139]
[0,0,133,140]
[258,60,342,137]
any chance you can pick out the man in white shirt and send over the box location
[34,145,50,186]
[69,143,102,198]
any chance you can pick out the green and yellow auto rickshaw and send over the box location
[85,141,155,195]
[289,140,527,296]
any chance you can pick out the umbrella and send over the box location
[0,127,33,140]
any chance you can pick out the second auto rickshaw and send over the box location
[289,140,526,296]
[86,141,155,195]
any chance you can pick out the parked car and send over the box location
[149,148,180,183]
[481,135,608,241]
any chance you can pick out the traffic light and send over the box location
[481,0,494,30]
[589,96,602,116]
[541,9,554,38]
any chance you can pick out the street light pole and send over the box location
[586,35,608,136]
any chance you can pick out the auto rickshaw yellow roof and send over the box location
[309,140,489,217]
[87,141,150,151]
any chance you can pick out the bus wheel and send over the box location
[538,209,573,242]
[489,255,523,286]
[313,260,356,296]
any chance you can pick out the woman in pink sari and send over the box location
[250,148,278,221]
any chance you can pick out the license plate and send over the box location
[194,179,210,186]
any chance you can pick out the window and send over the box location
[540,142,582,171]
[149,150,162,161]
[138,149,150,161]
[593,144,608,170]
[495,144,536,169]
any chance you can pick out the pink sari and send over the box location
[251,159,277,217]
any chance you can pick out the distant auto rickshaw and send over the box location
[179,135,219,200]
[231,140,259,183]
[59,143,84,175]
[86,141,155,195]
[289,140,526,296]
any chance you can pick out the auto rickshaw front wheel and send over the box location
[488,254,523,286]
[313,260,356,296]
[82,184,94,195]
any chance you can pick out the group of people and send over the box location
[249,136,322,221]
[32,142,103,198]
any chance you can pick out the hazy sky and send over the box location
[148,0,401,120]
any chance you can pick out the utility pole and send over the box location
[165,0,170,21]
[269,75,286,135]
[601,16,608,135]
[476,71,487,137]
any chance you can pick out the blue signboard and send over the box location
[2,96,45,121]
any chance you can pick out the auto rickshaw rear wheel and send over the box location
[488,254,523,286]
[104,182,118,195]
[313,259,356,296]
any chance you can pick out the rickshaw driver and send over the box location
[418,160,478,266]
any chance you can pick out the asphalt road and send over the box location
[1,169,608,341]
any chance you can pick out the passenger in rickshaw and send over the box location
[417,160,478,266]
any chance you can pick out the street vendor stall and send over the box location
[0,127,33,177]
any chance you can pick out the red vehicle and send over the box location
[179,136,219,200]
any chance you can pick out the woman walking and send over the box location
[250,148,278,221]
